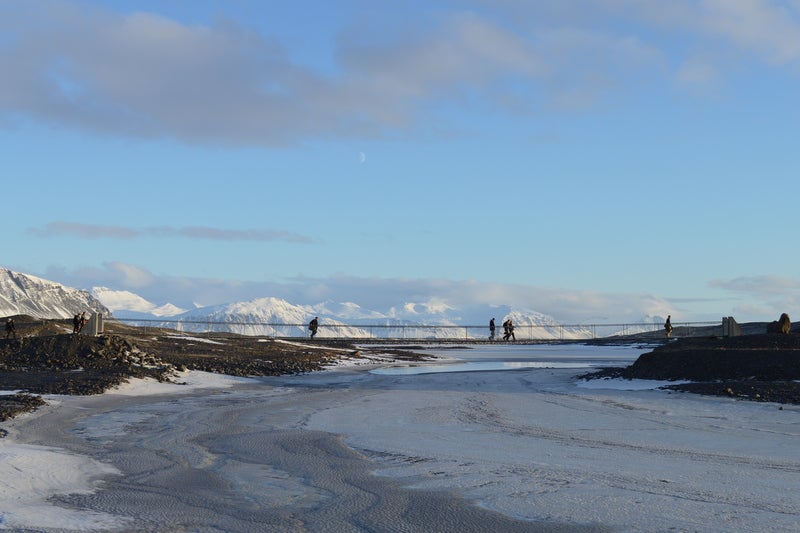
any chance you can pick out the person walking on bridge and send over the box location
[309,317,319,339]
[502,319,516,341]
[506,320,515,341]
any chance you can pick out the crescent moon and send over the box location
[359,152,366,164]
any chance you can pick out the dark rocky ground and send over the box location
[0,316,428,422]
[2,316,799,423]
[584,332,800,405]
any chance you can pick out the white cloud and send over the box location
[0,2,342,144]
[106,262,155,289]
[471,0,800,94]
[709,275,800,319]
[709,275,800,295]
[27,221,312,243]
[0,0,733,147]
[697,0,800,65]
[597,0,800,66]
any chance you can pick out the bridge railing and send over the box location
[107,318,721,341]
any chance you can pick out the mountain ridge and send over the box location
[0,268,109,319]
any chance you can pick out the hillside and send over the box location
[0,268,108,318]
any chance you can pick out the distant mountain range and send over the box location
[92,287,600,339]
[0,267,665,340]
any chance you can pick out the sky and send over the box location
[2,0,800,324]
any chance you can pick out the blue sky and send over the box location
[2,0,800,323]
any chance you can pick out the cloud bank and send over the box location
[42,261,682,324]
[1,1,799,146]
[709,275,800,319]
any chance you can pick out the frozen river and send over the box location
[2,343,799,532]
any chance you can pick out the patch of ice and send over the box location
[165,335,225,345]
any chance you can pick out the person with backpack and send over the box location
[309,317,319,339]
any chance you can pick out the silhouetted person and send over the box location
[489,318,496,340]
[309,317,319,339]
[72,313,81,334]
[78,312,88,334]
[5,318,16,339]
[503,319,515,341]
[664,315,673,338]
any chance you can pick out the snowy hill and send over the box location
[91,287,186,318]
[165,297,372,337]
[0,268,109,319]
[502,309,596,340]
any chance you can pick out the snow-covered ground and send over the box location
[0,344,798,532]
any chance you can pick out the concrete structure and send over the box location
[722,316,743,337]
[84,312,104,336]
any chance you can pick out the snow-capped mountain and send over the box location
[0,268,109,319]
[154,298,487,339]
[502,309,596,340]
[168,297,371,337]
[91,287,186,318]
[96,293,596,340]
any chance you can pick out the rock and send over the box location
[583,333,800,404]
[621,334,800,381]
[0,393,47,422]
